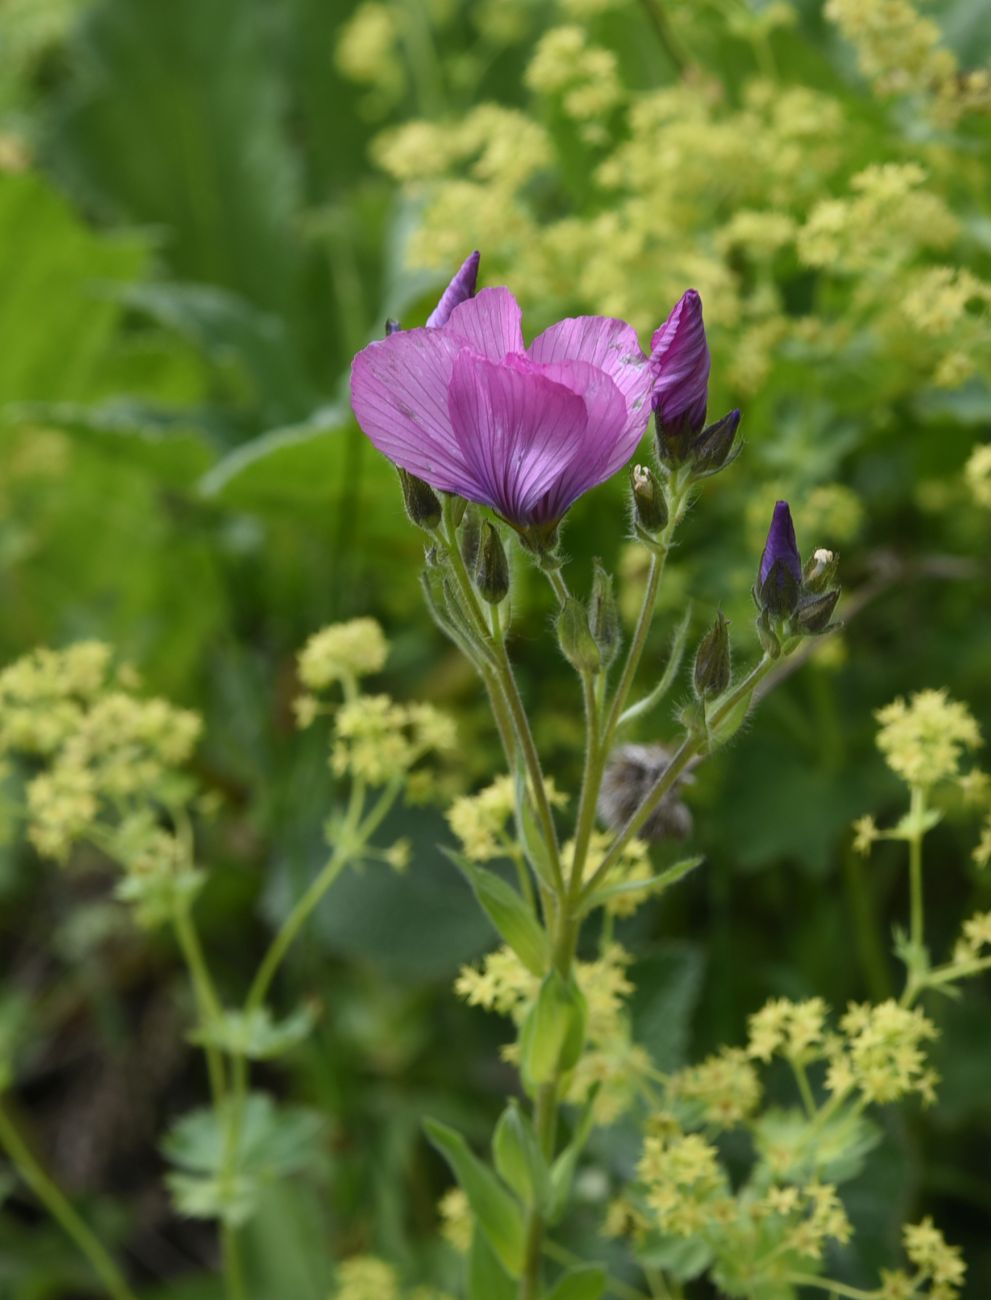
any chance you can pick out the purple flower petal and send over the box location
[528,315,652,445]
[525,359,631,523]
[447,351,587,523]
[426,251,481,328]
[349,329,480,497]
[444,287,525,361]
[759,500,801,587]
[650,289,710,434]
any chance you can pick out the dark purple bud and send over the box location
[757,501,802,618]
[691,409,741,477]
[426,250,481,328]
[650,290,711,461]
[385,318,402,336]
[794,587,841,635]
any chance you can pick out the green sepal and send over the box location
[520,970,587,1092]
[704,685,754,750]
[547,1265,607,1300]
[424,1117,526,1278]
[445,850,548,977]
[581,856,704,915]
[492,1100,549,1209]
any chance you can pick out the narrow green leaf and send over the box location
[547,1265,607,1300]
[492,1100,549,1210]
[444,849,548,977]
[468,1227,516,1300]
[548,1092,598,1225]
[513,761,558,891]
[582,856,704,915]
[618,603,693,729]
[424,1117,526,1277]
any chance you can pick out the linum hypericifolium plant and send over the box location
[0,628,456,1300]
[347,254,923,1300]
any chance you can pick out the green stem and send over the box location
[172,903,226,1104]
[0,1098,138,1300]
[636,0,692,73]
[603,550,663,750]
[790,1057,816,1118]
[583,655,774,899]
[783,1275,886,1300]
[908,786,925,953]
[441,503,563,890]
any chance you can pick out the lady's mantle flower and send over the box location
[350,255,658,530]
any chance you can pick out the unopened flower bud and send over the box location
[794,587,841,635]
[556,597,601,674]
[756,501,802,618]
[630,464,668,533]
[385,318,401,336]
[588,560,621,669]
[803,548,839,593]
[691,409,741,477]
[475,521,509,605]
[459,505,482,572]
[693,611,731,699]
[397,468,441,531]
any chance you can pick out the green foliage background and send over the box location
[0,0,989,1295]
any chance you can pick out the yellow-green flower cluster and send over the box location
[875,689,981,790]
[637,1131,730,1237]
[902,1217,966,1297]
[332,695,456,786]
[524,26,623,136]
[437,1186,472,1254]
[447,774,566,862]
[563,829,652,917]
[297,618,388,694]
[747,997,829,1065]
[826,1000,938,1105]
[950,910,991,967]
[0,643,203,925]
[456,942,650,1121]
[667,1046,762,1129]
[825,0,991,126]
[964,443,991,508]
[332,1255,454,1300]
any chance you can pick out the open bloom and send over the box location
[350,259,655,529]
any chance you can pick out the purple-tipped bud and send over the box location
[757,501,802,617]
[385,318,401,336]
[650,289,711,461]
[426,250,481,328]
[692,409,741,477]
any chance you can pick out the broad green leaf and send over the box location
[423,1117,526,1277]
[546,1265,606,1300]
[190,1004,318,1060]
[630,944,705,1072]
[51,0,301,318]
[199,407,354,509]
[445,849,549,976]
[753,1105,881,1184]
[0,172,145,404]
[162,1093,325,1226]
[8,400,214,487]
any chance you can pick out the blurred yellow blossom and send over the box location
[875,690,981,789]
[298,619,388,690]
[964,443,991,508]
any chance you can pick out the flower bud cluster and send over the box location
[753,501,842,651]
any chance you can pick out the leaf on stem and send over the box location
[444,849,549,976]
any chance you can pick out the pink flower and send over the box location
[350,265,653,530]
